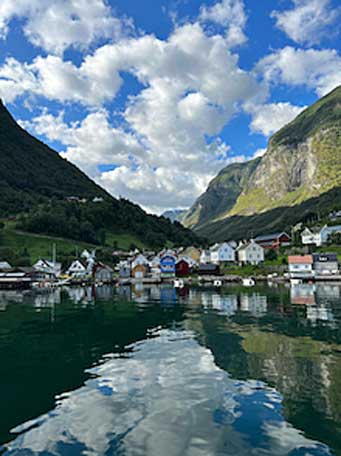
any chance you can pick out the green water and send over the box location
[0,283,341,455]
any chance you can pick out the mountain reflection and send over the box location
[4,329,331,456]
[1,284,341,454]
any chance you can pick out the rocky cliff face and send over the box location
[183,86,341,237]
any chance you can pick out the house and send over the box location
[254,232,291,249]
[198,263,221,276]
[200,250,211,264]
[0,261,12,271]
[210,242,235,264]
[288,255,313,278]
[119,263,131,279]
[131,264,148,279]
[0,269,32,289]
[33,259,62,279]
[66,260,89,278]
[312,253,338,275]
[160,251,177,277]
[92,197,104,203]
[93,263,114,282]
[176,258,191,277]
[291,284,316,305]
[301,225,341,246]
[131,254,149,270]
[237,240,264,265]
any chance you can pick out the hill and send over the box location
[161,210,187,223]
[183,86,341,240]
[0,101,200,249]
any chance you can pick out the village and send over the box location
[0,223,341,290]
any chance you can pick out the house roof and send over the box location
[302,226,322,234]
[254,232,290,242]
[312,253,338,262]
[236,240,261,251]
[288,255,313,264]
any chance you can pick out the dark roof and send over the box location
[198,263,220,271]
[313,253,338,262]
[254,232,290,242]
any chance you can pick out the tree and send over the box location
[265,249,278,261]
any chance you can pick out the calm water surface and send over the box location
[1,283,341,455]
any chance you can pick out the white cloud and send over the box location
[247,102,306,137]
[199,0,247,47]
[272,0,340,45]
[258,46,341,97]
[12,22,262,212]
[252,148,267,159]
[21,110,145,178]
[0,0,131,54]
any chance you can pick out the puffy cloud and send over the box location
[0,53,125,106]
[258,46,341,96]
[0,0,131,54]
[14,22,262,212]
[272,0,340,45]
[21,110,145,178]
[199,0,247,47]
[248,102,306,137]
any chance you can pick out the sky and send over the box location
[0,0,340,214]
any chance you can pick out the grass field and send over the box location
[0,224,147,264]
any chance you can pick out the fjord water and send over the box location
[1,285,341,455]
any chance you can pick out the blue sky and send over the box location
[0,0,340,213]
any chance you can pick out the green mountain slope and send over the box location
[184,86,341,240]
[0,101,200,249]
[182,158,260,228]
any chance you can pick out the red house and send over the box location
[254,232,291,250]
[176,259,190,277]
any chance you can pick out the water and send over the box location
[0,283,341,455]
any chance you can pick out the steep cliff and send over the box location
[183,86,341,239]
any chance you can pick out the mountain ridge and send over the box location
[183,86,341,239]
[0,101,200,248]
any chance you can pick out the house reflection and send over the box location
[290,283,339,327]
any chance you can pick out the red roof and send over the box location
[288,255,313,264]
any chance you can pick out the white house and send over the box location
[200,250,211,264]
[301,225,341,246]
[33,259,62,278]
[131,254,149,270]
[210,243,235,264]
[288,255,314,278]
[237,240,264,265]
[66,260,90,278]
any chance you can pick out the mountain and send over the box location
[183,86,341,240]
[162,209,187,223]
[0,101,200,248]
[183,159,261,229]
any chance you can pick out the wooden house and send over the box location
[93,263,114,282]
[312,253,338,275]
[288,255,313,278]
[66,260,89,278]
[160,251,177,277]
[210,242,235,264]
[132,264,148,280]
[254,232,291,250]
[237,240,264,265]
[176,258,191,277]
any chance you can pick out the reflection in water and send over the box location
[1,284,341,454]
[4,329,330,456]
